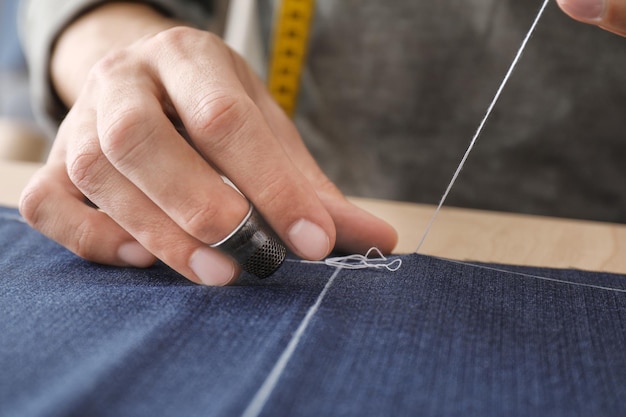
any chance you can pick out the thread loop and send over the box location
[301,247,402,271]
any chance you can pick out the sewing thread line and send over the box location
[243,248,400,416]
[437,256,626,294]
[415,0,551,253]
[241,266,343,417]
[299,247,402,271]
[243,4,551,414]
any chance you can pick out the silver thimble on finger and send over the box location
[210,205,286,279]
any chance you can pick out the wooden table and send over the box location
[4,160,626,274]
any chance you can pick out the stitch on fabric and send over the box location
[241,2,569,414]
[243,249,399,416]
[437,257,626,293]
[241,267,343,417]
[297,247,402,271]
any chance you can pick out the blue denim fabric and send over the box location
[0,206,625,417]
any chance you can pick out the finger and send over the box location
[93,58,250,245]
[319,194,399,254]
[19,161,156,268]
[604,0,626,34]
[557,0,626,36]
[64,102,239,286]
[150,28,335,260]
[248,78,399,254]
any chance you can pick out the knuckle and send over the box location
[99,107,151,164]
[84,50,153,169]
[18,176,48,229]
[314,175,345,199]
[72,217,99,260]
[154,26,195,47]
[255,172,293,208]
[153,26,220,53]
[88,50,131,87]
[178,204,222,243]
[189,91,253,149]
[67,148,105,194]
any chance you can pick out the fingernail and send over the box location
[118,241,155,267]
[560,0,604,20]
[288,219,330,260]
[189,247,235,286]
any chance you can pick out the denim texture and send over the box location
[0,206,625,417]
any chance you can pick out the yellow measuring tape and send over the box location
[267,0,315,117]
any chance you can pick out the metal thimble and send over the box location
[210,205,286,279]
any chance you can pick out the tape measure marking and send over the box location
[267,0,315,117]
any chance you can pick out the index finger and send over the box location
[148,28,336,261]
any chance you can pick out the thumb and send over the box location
[557,0,626,36]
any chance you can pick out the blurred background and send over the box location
[0,0,48,162]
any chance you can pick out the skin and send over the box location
[556,0,626,37]
[19,1,624,286]
[19,2,398,286]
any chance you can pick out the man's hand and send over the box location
[557,0,626,36]
[20,3,397,285]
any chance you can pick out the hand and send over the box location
[20,4,397,286]
[557,0,626,37]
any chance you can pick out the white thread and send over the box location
[241,266,343,417]
[436,256,626,293]
[240,4,580,414]
[415,0,551,253]
[298,247,402,271]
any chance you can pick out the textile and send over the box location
[1,205,625,417]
